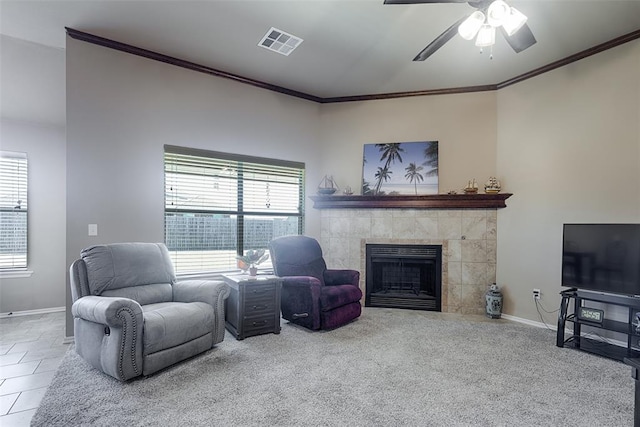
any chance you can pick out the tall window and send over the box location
[164,145,305,274]
[0,151,28,269]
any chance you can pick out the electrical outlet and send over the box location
[532,289,541,300]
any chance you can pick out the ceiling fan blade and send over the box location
[413,17,466,61]
[500,23,537,53]
[383,0,467,4]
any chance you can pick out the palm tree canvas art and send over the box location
[362,141,438,196]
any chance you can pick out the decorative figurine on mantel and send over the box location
[463,179,478,194]
[317,175,338,195]
[484,177,502,194]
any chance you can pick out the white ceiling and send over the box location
[1,0,640,99]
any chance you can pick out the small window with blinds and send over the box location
[164,145,304,274]
[0,151,28,270]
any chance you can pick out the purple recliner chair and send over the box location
[269,235,362,330]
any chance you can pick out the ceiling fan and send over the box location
[384,0,537,61]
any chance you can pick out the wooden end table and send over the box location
[223,273,282,340]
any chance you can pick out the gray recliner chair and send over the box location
[69,242,230,381]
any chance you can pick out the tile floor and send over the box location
[0,311,69,426]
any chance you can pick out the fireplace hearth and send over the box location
[365,244,442,311]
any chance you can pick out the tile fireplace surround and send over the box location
[318,208,498,315]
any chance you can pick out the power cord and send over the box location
[532,295,623,349]
[534,298,559,331]
[535,298,559,314]
[579,330,616,346]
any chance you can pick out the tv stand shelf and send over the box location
[557,289,640,361]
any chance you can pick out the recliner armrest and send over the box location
[72,295,144,381]
[281,276,323,288]
[324,269,360,287]
[72,296,143,326]
[173,279,230,306]
[279,276,322,330]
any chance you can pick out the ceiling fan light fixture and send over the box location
[502,7,528,36]
[475,24,495,47]
[458,11,485,40]
[487,0,510,27]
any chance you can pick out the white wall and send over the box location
[0,36,66,314]
[496,40,640,322]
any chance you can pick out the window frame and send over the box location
[164,145,305,274]
[0,151,29,273]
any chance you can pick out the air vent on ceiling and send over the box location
[258,27,303,56]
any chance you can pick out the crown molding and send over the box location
[319,84,498,103]
[66,27,640,104]
[65,27,323,103]
[497,28,640,90]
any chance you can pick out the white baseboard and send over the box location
[500,313,557,330]
[501,313,574,337]
[0,306,65,318]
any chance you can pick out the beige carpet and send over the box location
[33,308,633,426]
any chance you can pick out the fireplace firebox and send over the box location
[365,244,441,311]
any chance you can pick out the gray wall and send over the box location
[496,40,640,322]
[318,92,497,197]
[65,37,322,336]
[3,32,639,337]
[0,35,65,126]
[0,36,66,314]
[0,119,66,313]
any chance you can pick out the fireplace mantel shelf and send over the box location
[310,193,513,209]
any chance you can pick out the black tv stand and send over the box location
[557,289,640,362]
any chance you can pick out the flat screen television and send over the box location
[562,223,640,296]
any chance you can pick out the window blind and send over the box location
[0,151,28,269]
[164,145,304,274]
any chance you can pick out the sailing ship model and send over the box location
[317,175,338,195]
[484,177,501,194]
[464,179,478,194]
